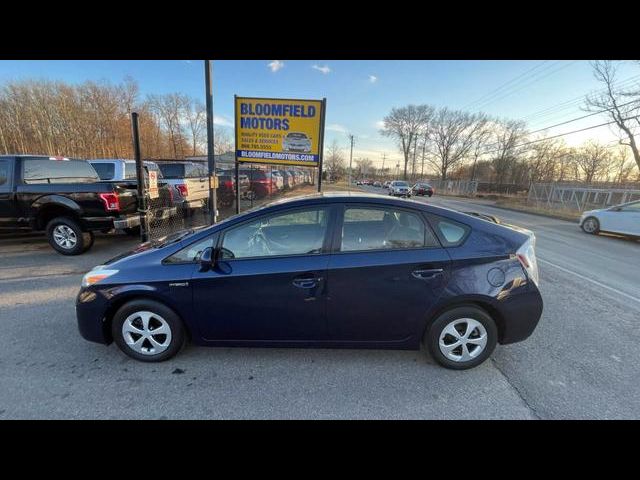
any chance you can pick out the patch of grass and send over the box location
[494,197,580,222]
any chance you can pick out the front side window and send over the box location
[164,235,216,264]
[341,206,437,252]
[221,207,330,259]
[621,201,640,211]
[22,158,99,184]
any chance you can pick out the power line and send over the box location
[462,61,550,110]
[471,61,579,112]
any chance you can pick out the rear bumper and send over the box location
[113,214,141,230]
[150,206,178,220]
[498,286,544,344]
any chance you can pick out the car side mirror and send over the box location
[199,247,217,271]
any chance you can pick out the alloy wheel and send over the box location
[122,311,173,355]
[583,218,598,233]
[438,318,488,362]
[52,225,77,249]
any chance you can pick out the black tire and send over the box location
[112,299,185,362]
[82,231,95,253]
[424,306,498,370]
[46,216,92,255]
[581,216,600,235]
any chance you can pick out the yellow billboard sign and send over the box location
[235,96,325,167]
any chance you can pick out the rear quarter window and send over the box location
[22,158,99,184]
[425,213,470,247]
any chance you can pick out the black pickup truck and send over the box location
[0,155,140,255]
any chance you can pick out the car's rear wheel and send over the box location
[582,216,600,234]
[112,299,185,362]
[425,306,497,370]
[46,217,93,255]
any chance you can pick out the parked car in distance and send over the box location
[0,155,139,254]
[155,161,209,213]
[77,192,543,370]
[88,159,177,232]
[383,180,391,188]
[413,182,434,197]
[580,200,640,238]
[373,181,382,187]
[389,180,411,197]
[216,169,251,208]
[270,170,284,191]
[240,168,277,198]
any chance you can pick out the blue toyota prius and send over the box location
[76,192,543,370]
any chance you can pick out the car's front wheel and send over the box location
[425,306,497,370]
[581,216,600,234]
[112,299,185,362]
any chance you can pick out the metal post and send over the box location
[204,60,217,224]
[317,98,327,193]
[130,112,149,243]
[348,134,354,188]
[235,161,240,214]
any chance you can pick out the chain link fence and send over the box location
[423,178,478,196]
[527,182,640,213]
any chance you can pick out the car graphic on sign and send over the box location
[282,132,312,153]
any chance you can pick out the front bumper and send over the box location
[391,191,410,196]
[76,288,112,345]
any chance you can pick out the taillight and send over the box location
[223,180,233,189]
[168,186,174,203]
[176,184,188,197]
[99,192,120,212]
[516,236,539,286]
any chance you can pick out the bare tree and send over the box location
[380,104,433,180]
[491,119,527,185]
[427,109,487,181]
[324,140,345,181]
[585,61,640,171]
[184,99,206,156]
[574,141,611,184]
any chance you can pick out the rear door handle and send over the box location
[292,276,323,289]
[412,268,444,280]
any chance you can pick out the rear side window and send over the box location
[0,159,10,189]
[426,214,470,247]
[158,163,185,179]
[22,158,98,184]
[341,206,438,252]
[91,163,115,180]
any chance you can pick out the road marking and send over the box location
[538,258,640,305]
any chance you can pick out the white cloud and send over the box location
[267,60,285,72]
[375,120,385,129]
[368,75,378,83]
[214,115,233,127]
[326,123,348,134]
[312,64,332,74]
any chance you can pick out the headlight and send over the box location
[81,266,119,287]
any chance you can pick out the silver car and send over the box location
[282,132,312,153]
[388,180,411,198]
[580,200,640,238]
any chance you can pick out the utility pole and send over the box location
[381,153,386,179]
[420,136,426,179]
[348,134,355,187]
[204,60,217,224]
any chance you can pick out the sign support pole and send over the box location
[205,60,217,224]
[317,98,327,193]
[234,95,241,215]
[130,112,149,243]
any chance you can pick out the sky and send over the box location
[0,59,638,169]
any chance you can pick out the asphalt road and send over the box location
[1,190,639,419]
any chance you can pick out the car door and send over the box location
[191,204,336,341]
[0,158,20,230]
[609,201,640,236]
[326,204,451,342]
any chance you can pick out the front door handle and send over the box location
[411,268,444,280]
[292,276,323,289]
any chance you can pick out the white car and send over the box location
[282,132,312,153]
[580,200,640,238]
